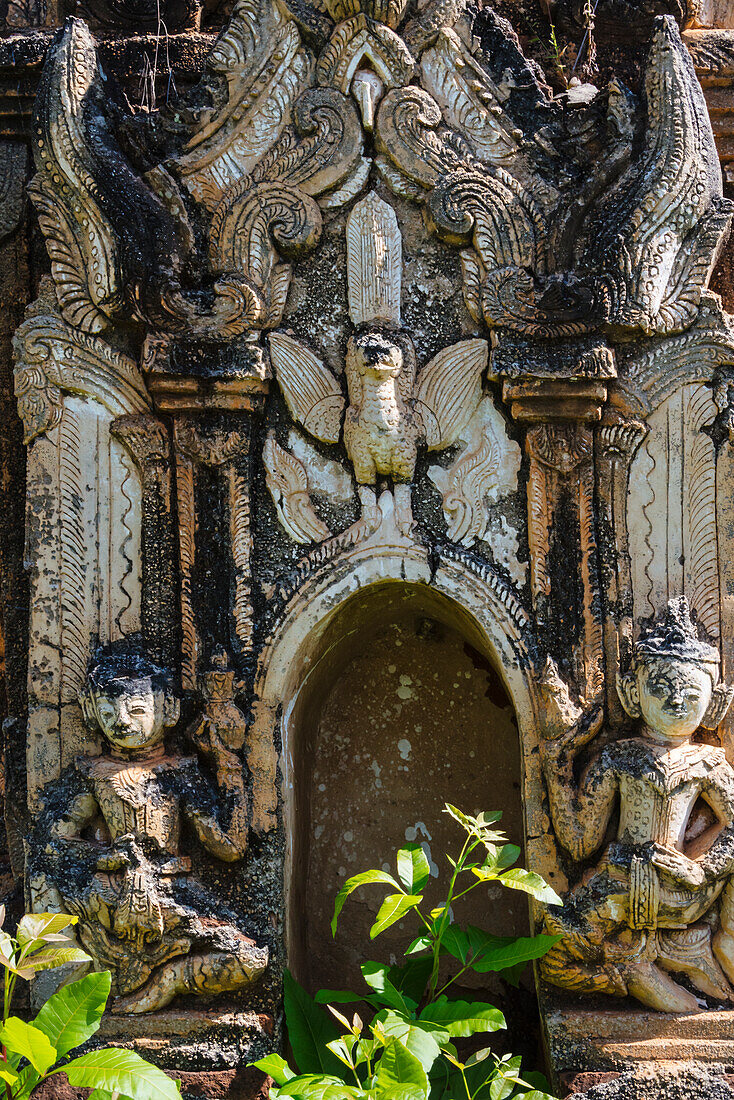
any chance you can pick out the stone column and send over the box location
[144,337,267,690]
[496,339,613,704]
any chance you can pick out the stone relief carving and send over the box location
[270,190,487,536]
[14,0,734,1069]
[427,395,525,587]
[540,599,734,1013]
[628,383,720,639]
[263,433,332,544]
[30,642,268,1014]
[270,326,487,536]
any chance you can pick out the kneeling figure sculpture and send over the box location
[541,598,734,1013]
[31,643,268,1014]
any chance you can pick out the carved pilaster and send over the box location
[172,417,253,689]
[110,414,177,672]
[595,414,648,725]
[503,377,608,702]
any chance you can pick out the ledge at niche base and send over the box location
[545,998,734,1073]
[68,1004,278,1073]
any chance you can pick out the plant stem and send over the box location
[429,836,474,1000]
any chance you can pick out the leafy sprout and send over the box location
[0,909,181,1100]
[254,804,561,1100]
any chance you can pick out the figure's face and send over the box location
[637,658,713,742]
[91,676,169,752]
[369,349,402,378]
[356,342,402,379]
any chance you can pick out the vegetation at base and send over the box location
[254,804,562,1100]
[0,909,181,1100]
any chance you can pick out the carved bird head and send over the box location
[348,331,403,379]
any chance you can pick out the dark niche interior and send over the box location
[284,582,528,1000]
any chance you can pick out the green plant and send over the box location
[254,805,562,1100]
[0,908,180,1100]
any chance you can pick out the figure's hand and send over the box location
[95,833,143,872]
[650,844,705,888]
[542,702,604,758]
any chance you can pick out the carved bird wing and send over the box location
[269,332,345,444]
[415,338,487,450]
[263,433,330,543]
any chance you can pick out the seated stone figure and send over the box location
[540,597,734,1013]
[30,641,268,1014]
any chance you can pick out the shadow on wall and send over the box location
[284,582,527,998]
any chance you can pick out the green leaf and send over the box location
[361,963,412,1012]
[251,1054,296,1086]
[498,960,527,988]
[0,951,34,979]
[0,1018,57,1075]
[23,948,92,974]
[314,989,369,1006]
[377,1011,445,1072]
[33,972,111,1059]
[522,1070,554,1092]
[441,926,561,973]
[498,869,562,906]
[0,1068,17,1086]
[283,970,344,1077]
[397,845,430,894]
[478,845,521,875]
[371,895,422,940]
[276,1074,363,1098]
[62,1047,180,1100]
[332,871,400,936]
[387,958,432,1006]
[418,996,505,1038]
[17,914,77,948]
[404,936,431,957]
[443,804,478,835]
[375,1039,428,1098]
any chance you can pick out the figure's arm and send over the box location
[695,766,734,880]
[48,788,114,869]
[541,707,618,861]
[183,740,249,862]
[651,765,734,887]
[51,790,99,843]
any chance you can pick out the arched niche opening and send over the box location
[281,581,528,996]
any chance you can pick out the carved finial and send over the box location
[539,656,583,738]
[346,191,402,327]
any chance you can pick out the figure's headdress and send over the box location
[617,597,733,730]
[83,638,174,698]
[633,596,719,670]
[78,637,180,735]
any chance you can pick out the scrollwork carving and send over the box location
[13,303,150,444]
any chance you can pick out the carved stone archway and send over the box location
[249,535,557,975]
